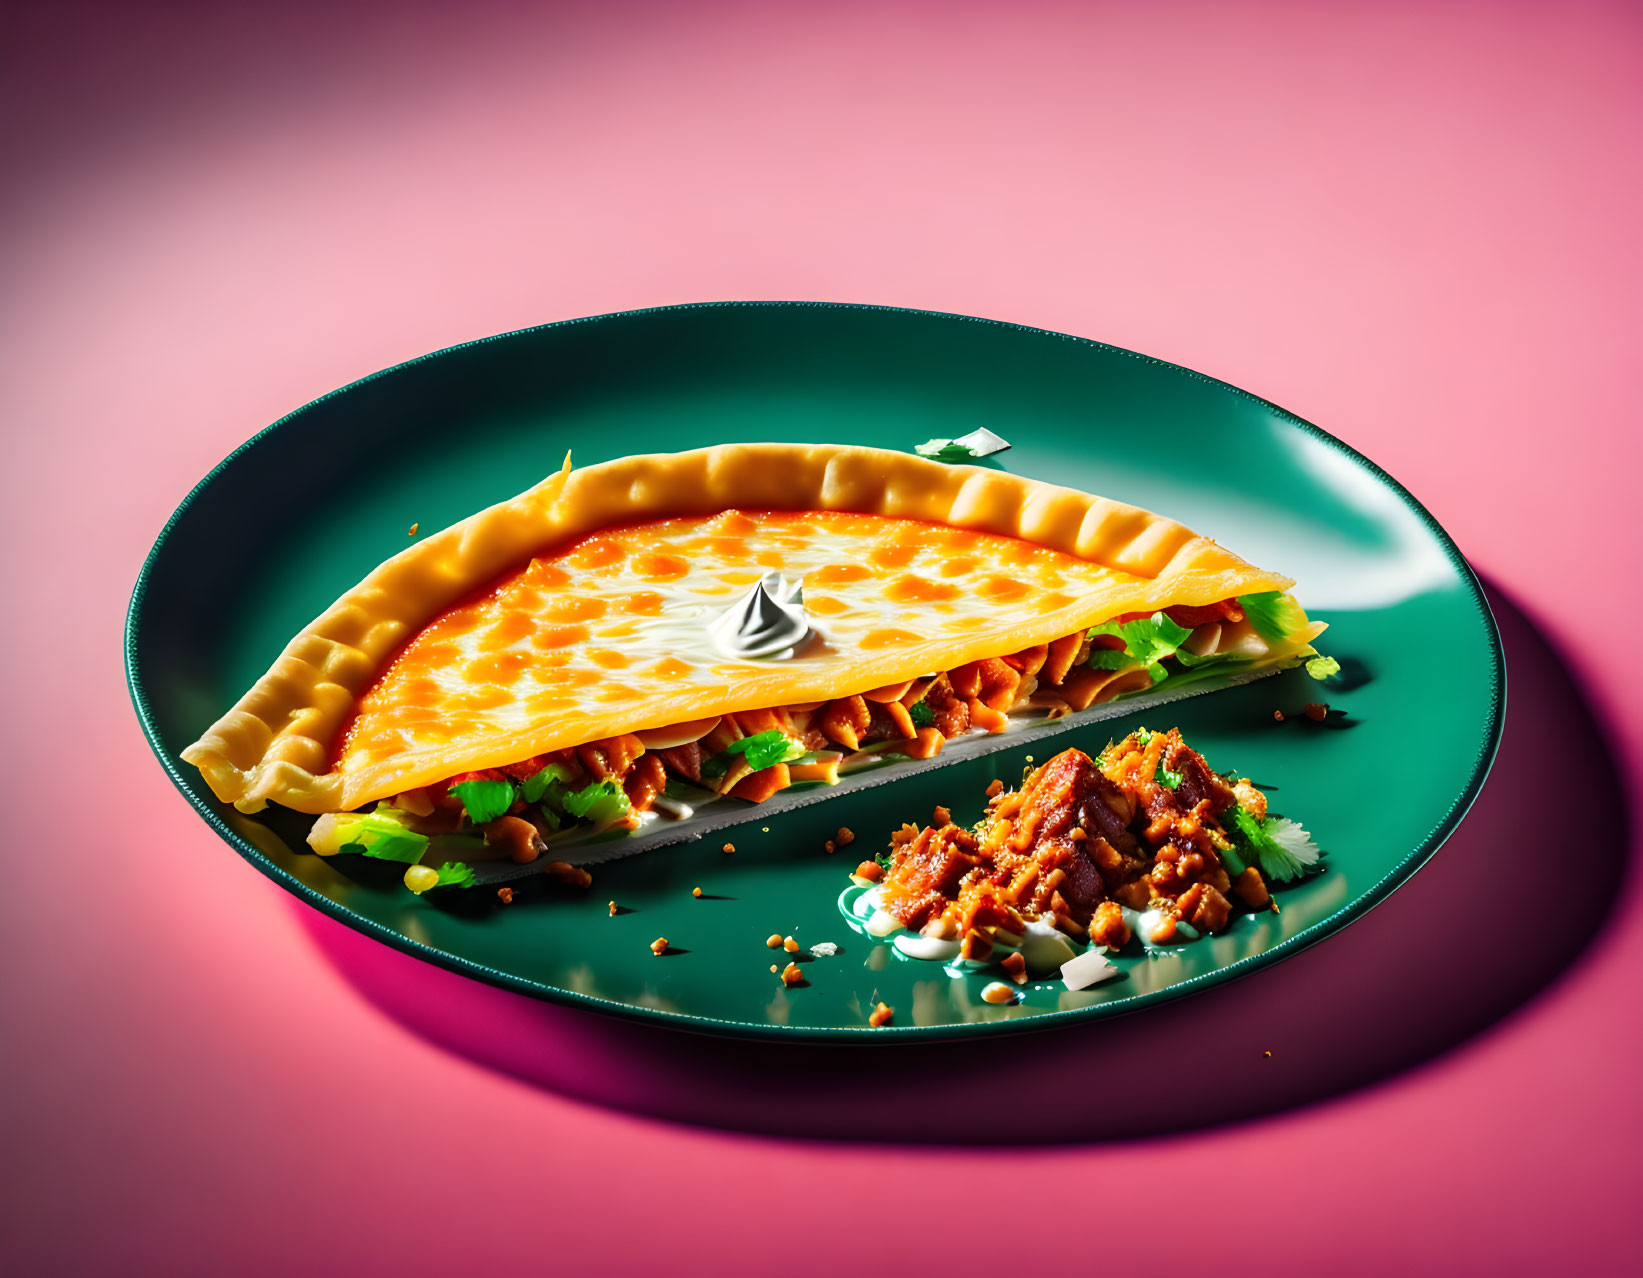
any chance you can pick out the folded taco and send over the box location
[183,444,1325,878]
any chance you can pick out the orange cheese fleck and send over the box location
[885,575,961,604]
[633,552,690,581]
[861,627,926,650]
[533,624,591,649]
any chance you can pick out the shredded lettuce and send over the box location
[309,803,430,864]
[449,777,516,825]
[1305,655,1341,681]
[560,778,631,826]
[521,761,576,805]
[1238,592,1309,645]
[1224,804,1321,883]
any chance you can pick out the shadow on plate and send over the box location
[298,580,1633,1144]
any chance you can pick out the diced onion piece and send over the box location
[307,812,349,856]
[866,909,901,938]
[1060,948,1118,991]
[403,865,440,895]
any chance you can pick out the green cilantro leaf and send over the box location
[449,778,516,825]
[724,729,808,773]
[1224,804,1321,883]
[1305,655,1341,681]
[1238,592,1309,645]
[699,752,730,781]
[1155,761,1183,789]
[434,861,475,889]
[909,700,936,729]
[1134,727,1154,747]
[1086,613,1193,674]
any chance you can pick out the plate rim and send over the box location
[124,299,1506,1041]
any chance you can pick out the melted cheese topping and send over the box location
[336,509,1179,794]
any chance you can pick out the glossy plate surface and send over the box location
[127,302,1503,1040]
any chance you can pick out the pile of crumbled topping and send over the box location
[877,729,1276,960]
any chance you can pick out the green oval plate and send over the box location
[127,302,1503,1040]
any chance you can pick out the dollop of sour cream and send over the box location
[710,570,811,660]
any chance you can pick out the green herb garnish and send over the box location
[434,861,476,889]
[449,777,516,825]
[722,729,809,773]
[1155,761,1183,789]
[1086,613,1193,672]
[1224,804,1322,883]
[909,700,936,729]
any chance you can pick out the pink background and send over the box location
[4,2,1639,1274]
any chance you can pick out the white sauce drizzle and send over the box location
[649,795,694,822]
[893,933,963,961]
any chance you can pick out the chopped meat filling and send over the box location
[878,728,1273,952]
